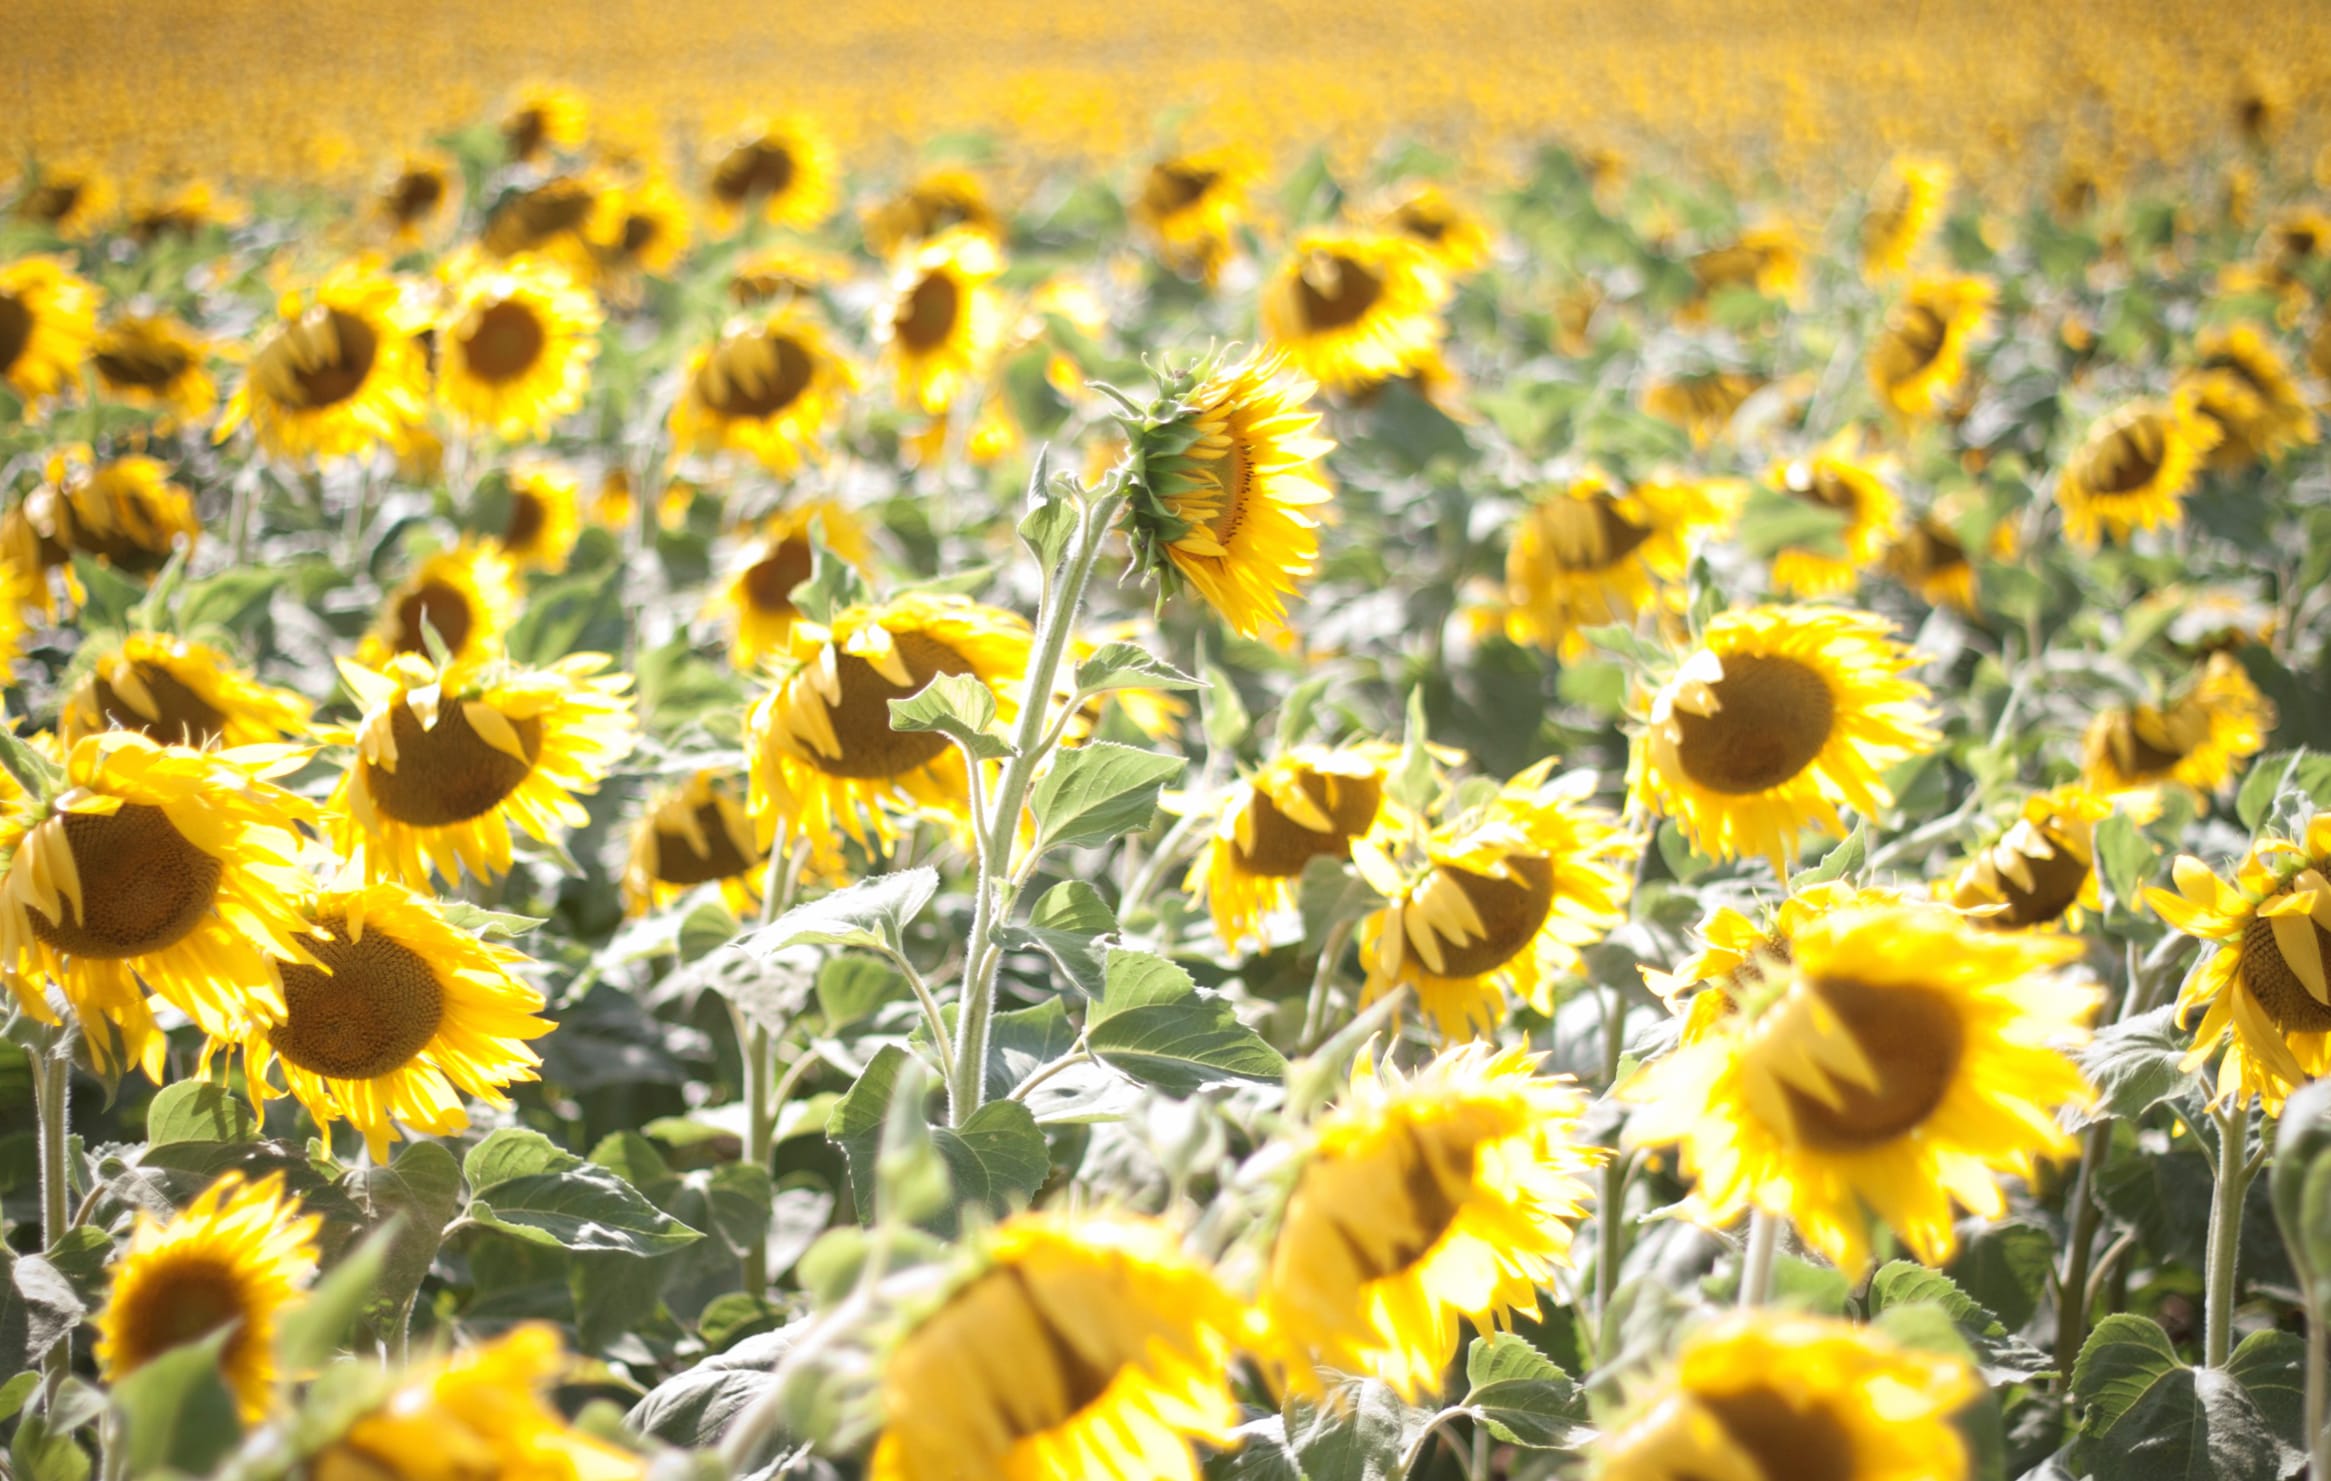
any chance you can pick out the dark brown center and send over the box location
[483,180,594,257]
[1229,771,1383,878]
[20,182,81,225]
[387,170,445,224]
[361,701,542,827]
[503,491,548,551]
[270,914,447,1080]
[387,580,474,658]
[2239,913,2331,1035]
[713,141,796,206]
[1419,855,1556,977]
[93,334,192,391]
[1982,832,2091,929]
[2081,418,2168,496]
[1671,653,1836,795]
[0,293,27,375]
[804,631,977,779]
[1781,978,1965,1151]
[91,663,229,745]
[1694,1387,1857,1481]
[1295,251,1385,333]
[651,798,758,886]
[895,271,961,354]
[460,299,547,383]
[1881,303,1949,378]
[107,1255,252,1375]
[743,537,814,616]
[255,307,378,412]
[1537,494,1656,573]
[1144,165,1219,216]
[698,333,815,420]
[26,805,221,958]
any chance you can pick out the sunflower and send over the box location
[1260,1043,1598,1399]
[1626,904,2096,1270]
[501,83,588,162]
[1182,743,1397,952]
[1356,759,1639,1038]
[2085,656,2271,807]
[2180,322,2318,470]
[328,650,635,889]
[1132,146,1259,285]
[496,461,584,573]
[714,499,876,669]
[1595,1311,1978,1481]
[1119,349,1335,638]
[728,242,853,305]
[1629,606,1939,873]
[60,633,310,747]
[1644,881,1909,1044]
[218,259,430,464]
[869,1214,1243,1481]
[587,169,693,280]
[50,454,201,575]
[622,771,766,917]
[0,732,313,1077]
[1867,275,1993,418]
[1859,156,1953,280]
[1365,181,1493,276]
[1259,229,1450,396]
[435,254,603,441]
[877,227,1006,416]
[1948,784,2115,932]
[124,178,244,245]
[1642,369,1762,448]
[1684,222,1804,313]
[1762,441,1900,598]
[85,313,214,425]
[2055,390,2221,549]
[94,1172,320,1423]
[707,117,838,233]
[357,541,520,672]
[1500,473,1735,661]
[745,593,1031,874]
[0,255,99,409]
[863,166,1003,257]
[669,306,858,474]
[13,161,116,237]
[1882,508,1999,615]
[378,152,458,245]
[310,1325,644,1481]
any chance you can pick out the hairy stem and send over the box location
[32,1039,71,1400]
[2055,1120,2112,1382]
[2204,1098,2254,1368]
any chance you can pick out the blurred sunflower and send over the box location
[2056,390,2221,548]
[669,306,858,474]
[0,732,312,1077]
[587,169,693,280]
[1625,904,2097,1269]
[124,177,244,244]
[480,175,604,281]
[1859,155,1953,279]
[1259,229,1450,395]
[328,650,636,888]
[1763,441,1900,598]
[1261,1044,1598,1398]
[1132,146,1258,285]
[0,255,99,408]
[218,259,430,464]
[1882,506,2010,615]
[12,162,115,237]
[1182,742,1397,952]
[2180,321,2317,470]
[1629,606,1938,872]
[49,454,200,575]
[1595,1311,1978,1481]
[1119,350,1335,638]
[1644,880,1908,1043]
[1642,369,1762,448]
[1356,759,1639,1038]
[89,314,216,423]
[1500,473,1734,660]
[623,771,766,917]
[501,83,588,162]
[863,166,1002,257]
[1367,181,1492,275]
[707,117,838,232]
[496,461,584,573]
[1684,222,1803,314]
[1868,275,1993,418]
[357,540,519,671]
[94,1172,320,1422]
[869,1214,1243,1481]
[435,254,603,441]
[60,632,310,747]
[378,152,458,245]
[745,593,1030,872]
[714,499,875,669]
[877,226,1006,415]
[728,241,853,306]
[1949,784,2115,932]
[2082,653,2271,799]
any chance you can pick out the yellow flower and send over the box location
[1868,275,1993,418]
[1626,904,2097,1271]
[219,259,430,464]
[357,540,520,673]
[2081,653,2271,800]
[1859,156,1953,279]
[12,162,116,238]
[496,461,584,573]
[1762,441,1900,598]
[714,500,876,669]
[60,632,310,747]
[1948,784,2116,931]
[1630,606,1938,872]
[669,306,858,474]
[707,117,838,233]
[1366,181,1493,275]
[124,177,244,244]
[1644,881,1909,1043]
[1595,1311,1978,1481]
[90,314,217,423]
[481,174,603,275]
[1183,743,1396,952]
[0,255,99,409]
[1132,146,1259,285]
[1260,229,1450,396]
[2179,322,2318,471]
[877,227,1007,415]
[1357,759,1639,1038]
[501,83,588,162]
[2055,390,2221,549]
[862,166,1003,257]
[94,1173,320,1423]
[869,1214,1243,1481]
[1882,508,2007,615]
[1500,472,1735,660]
[587,169,693,280]
[328,650,636,889]
[46,453,201,577]
[1684,222,1804,315]
[727,242,853,306]
[435,254,603,441]
[1641,369,1762,448]
[378,152,458,246]
[1261,1044,1598,1398]
[623,771,766,917]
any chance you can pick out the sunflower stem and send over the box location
[2054,1120,2112,1385]
[1739,1209,1780,1308]
[2307,1297,2329,1481]
[738,828,803,1301]
[1297,915,1355,1051]
[31,1034,72,1401]
[2204,1097,2255,1368]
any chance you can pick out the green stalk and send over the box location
[1739,1210,1780,1308]
[2204,1098,2255,1368]
[2054,1121,2112,1382]
[2306,1303,2328,1481]
[738,830,802,1299]
[32,1039,71,1399]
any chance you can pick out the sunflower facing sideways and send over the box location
[1630,606,1939,872]
[495,460,585,573]
[863,166,1003,257]
[94,1172,321,1423]
[2179,321,2318,470]
[714,499,875,669]
[1644,880,1909,1044]
[1626,904,2097,1271]
[2081,652,2271,800]
[1182,742,1397,952]
[434,253,604,441]
[0,255,99,409]
[868,1214,1244,1481]
[1761,440,1901,598]
[623,771,766,917]
[378,152,458,245]
[59,632,310,747]
[12,161,116,238]
[357,540,520,672]
[327,649,636,888]
[706,116,838,233]
[669,306,858,474]
[1867,275,1993,418]
[1859,155,1953,280]
[1367,181,1493,276]
[1260,1044,1598,1399]
[218,258,430,464]
[500,83,587,163]
[587,169,693,282]
[1259,229,1450,396]
[1500,472,1736,660]
[1948,783,2117,932]
[1132,145,1259,285]
[877,226,1007,415]
[480,174,603,276]
[89,313,217,424]
[2055,390,2222,548]
[45,453,202,576]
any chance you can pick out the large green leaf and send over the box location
[2070,1007,2201,1128]
[1088,950,1286,1094]
[889,673,1010,761]
[1461,1333,1589,1448]
[338,1139,461,1343]
[144,1079,260,1144]
[736,868,940,955]
[828,1046,1049,1235]
[462,1128,703,1256]
[994,880,1116,997]
[1869,1260,2054,1381]
[2071,1314,2291,1481]
[1029,741,1184,852]
[0,1249,83,1378]
[110,1328,241,1476]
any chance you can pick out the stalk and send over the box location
[2203,1098,2255,1368]
[32,1039,71,1399]
[2054,1120,2112,1381]
[1739,1209,1780,1308]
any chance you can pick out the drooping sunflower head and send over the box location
[480,174,604,276]
[1641,368,1763,448]
[0,255,99,410]
[714,499,876,669]
[1261,1043,1599,1399]
[378,152,458,244]
[622,770,766,918]
[1357,758,1640,1038]
[60,632,310,748]
[1762,441,1900,598]
[2082,652,2272,800]
[90,314,217,424]
[863,166,1003,257]
[1500,472,1735,660]
[1882,502,2012,615]
[123,177,245,245]
[501,83,589,163]
[1366,181,1493,275]
[12,161,117,237]
[669,306,859,474]
[2179,321,2318,471]
[586,169,694,280]
[495,460,584,573]
[876,226,1006,416]
[1949,784,2116,932]
[1118,348,1336,638]
[1259,228,1450,396]
[1643,880,1909,1044]
[434,253,604,441]
[1631,606,1938,873]
[1595,1311,1979,1481]
[219,259,430,465]
[1685,221,1804,313]
[357,540,520,673]
[707,116,838,232]
[51,454,201,576]
[727,241,852,306]
[869,1214,1242,1481]
[1183,742,1397,952]
[327,649,636,888]
[1868,274,1993,418]
[2055,390,2222,549]
[1132,145,1260,284]
[95,1172,321,1423]
[1859,155,1953,279]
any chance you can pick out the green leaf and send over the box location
[993,880,1116,996]
[937,1102,1050,1218]
[2224,1329,2307,1454]
[828,1046,1047,1235]
[110,1327,241,1475]
[786,531,871,627]
[1088,949,1286,1094]
[2073,1314,2183,1433]
[1869,1260,2054,1381]
[274,1225,392,1371]
[1737,483,1850,559]
[0,1249,83,1377]
[462,1129,703,1256]
[432,901,552,939]
[338,1139,461,1344]
[1791,823,1866,888]
[736,868,941,955]
[889,673,1010,761]
[816,954,904,1031]
[1283,1377,1423,1481]
[2271,1077,2331,1303]
[2093,812,2158,912]
[144,1079,261,1144]
[1201,660,1250,752]
[1029,742,1184,853]
[11,1411,90,1481]
[2071,1313,2288,1481]
[1386,686,1435,815]
[2070,1006,2201,1128]
[68,555,144,631]
[0,729,63,801]
[1461,1333,1589,1448]
[1948,1218,2056,1332]
[1074,643,1204,697]
[1654,818,1716,883]
[1297,856,1386,945]
[1019,459,1076,570]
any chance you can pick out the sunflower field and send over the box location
[8,5,2331,1479]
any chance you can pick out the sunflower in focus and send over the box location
[864,166,1003,257]
[1949,784,2115,932]
[328,650,636,888]
[435,254,603,441]
[2082,653,2271,800]
[48,454,201,575]
[219,259,430,464]
[623,771,765,917]
[670,306,858,474]
[1642,369,1763,448]
[1762,441,1900,598]
[877,227,1006,415]
[60,633,310,747]
[587,170,693,281]
[1182,743,1396,952]
[1366,181,1492,275]
[94,1172,320,1422]
[1868,275,1992,418]
[1625,904,2097,1270]
[1595,1311,1977,1481]
[1119,350,1335,638]
[378,152,457,245]
[357,540,519,672]
[1260,229,1450,396]
[1132,146,1258,285]
[707,117,838,232]
[1860,156,1953,280]
[2055,390,2221,548]
[714,499,875,669]
[869,1214,1242,1481]
[1644,881,1909,1044]
[1630,606,1938,872]
[496,461,584,573]
[0,732,313,1077]
[13,162,116,237]
[1501,473,1734,660]
[0,255,99,409]
[1261,1044,1598,1398]
[501,84,587,162]
[89,314,216,423]
[481,175,603,275]
[2179,322,2317,470]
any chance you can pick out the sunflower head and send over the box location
[1685,221,1804,313]
[1259,228,1451,396]
[876,226,1006,416]
[2056,390,2222,549]
[2179,321,2318,470]
[714,499,876,669]
[0,255,99,410]
[1762,441,1900,598]
[1860,155,1953,279]
[61,632,311,748]
[378,152,457,244]
[670,306,859,474]
[1641,368,1763,448]
[623,770,766,917]
[1882,504,2011,615]
[1367,181,1493,275]
[1949,784,2116,932]
[358,540,520,673]
[728,242,852,306]
[124,177,244,245]
[1132,145,1259,284]
[1643,880,1908,1041]
[434,253,604,441]
[13,161,117,237]
[2082,652,2272,800]
[496,460,585,572]
[863,166,1003,257]
[587,169,694,280]
[480,174,604,278]
[51,454,200,575]
[1183,742,1397,952]
[1868,275,1993,418]
[501,84,589,162]
[90,314,216,424]
[1500,472,1736,660]
[707,117,838,232]
[219,259,430,465]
